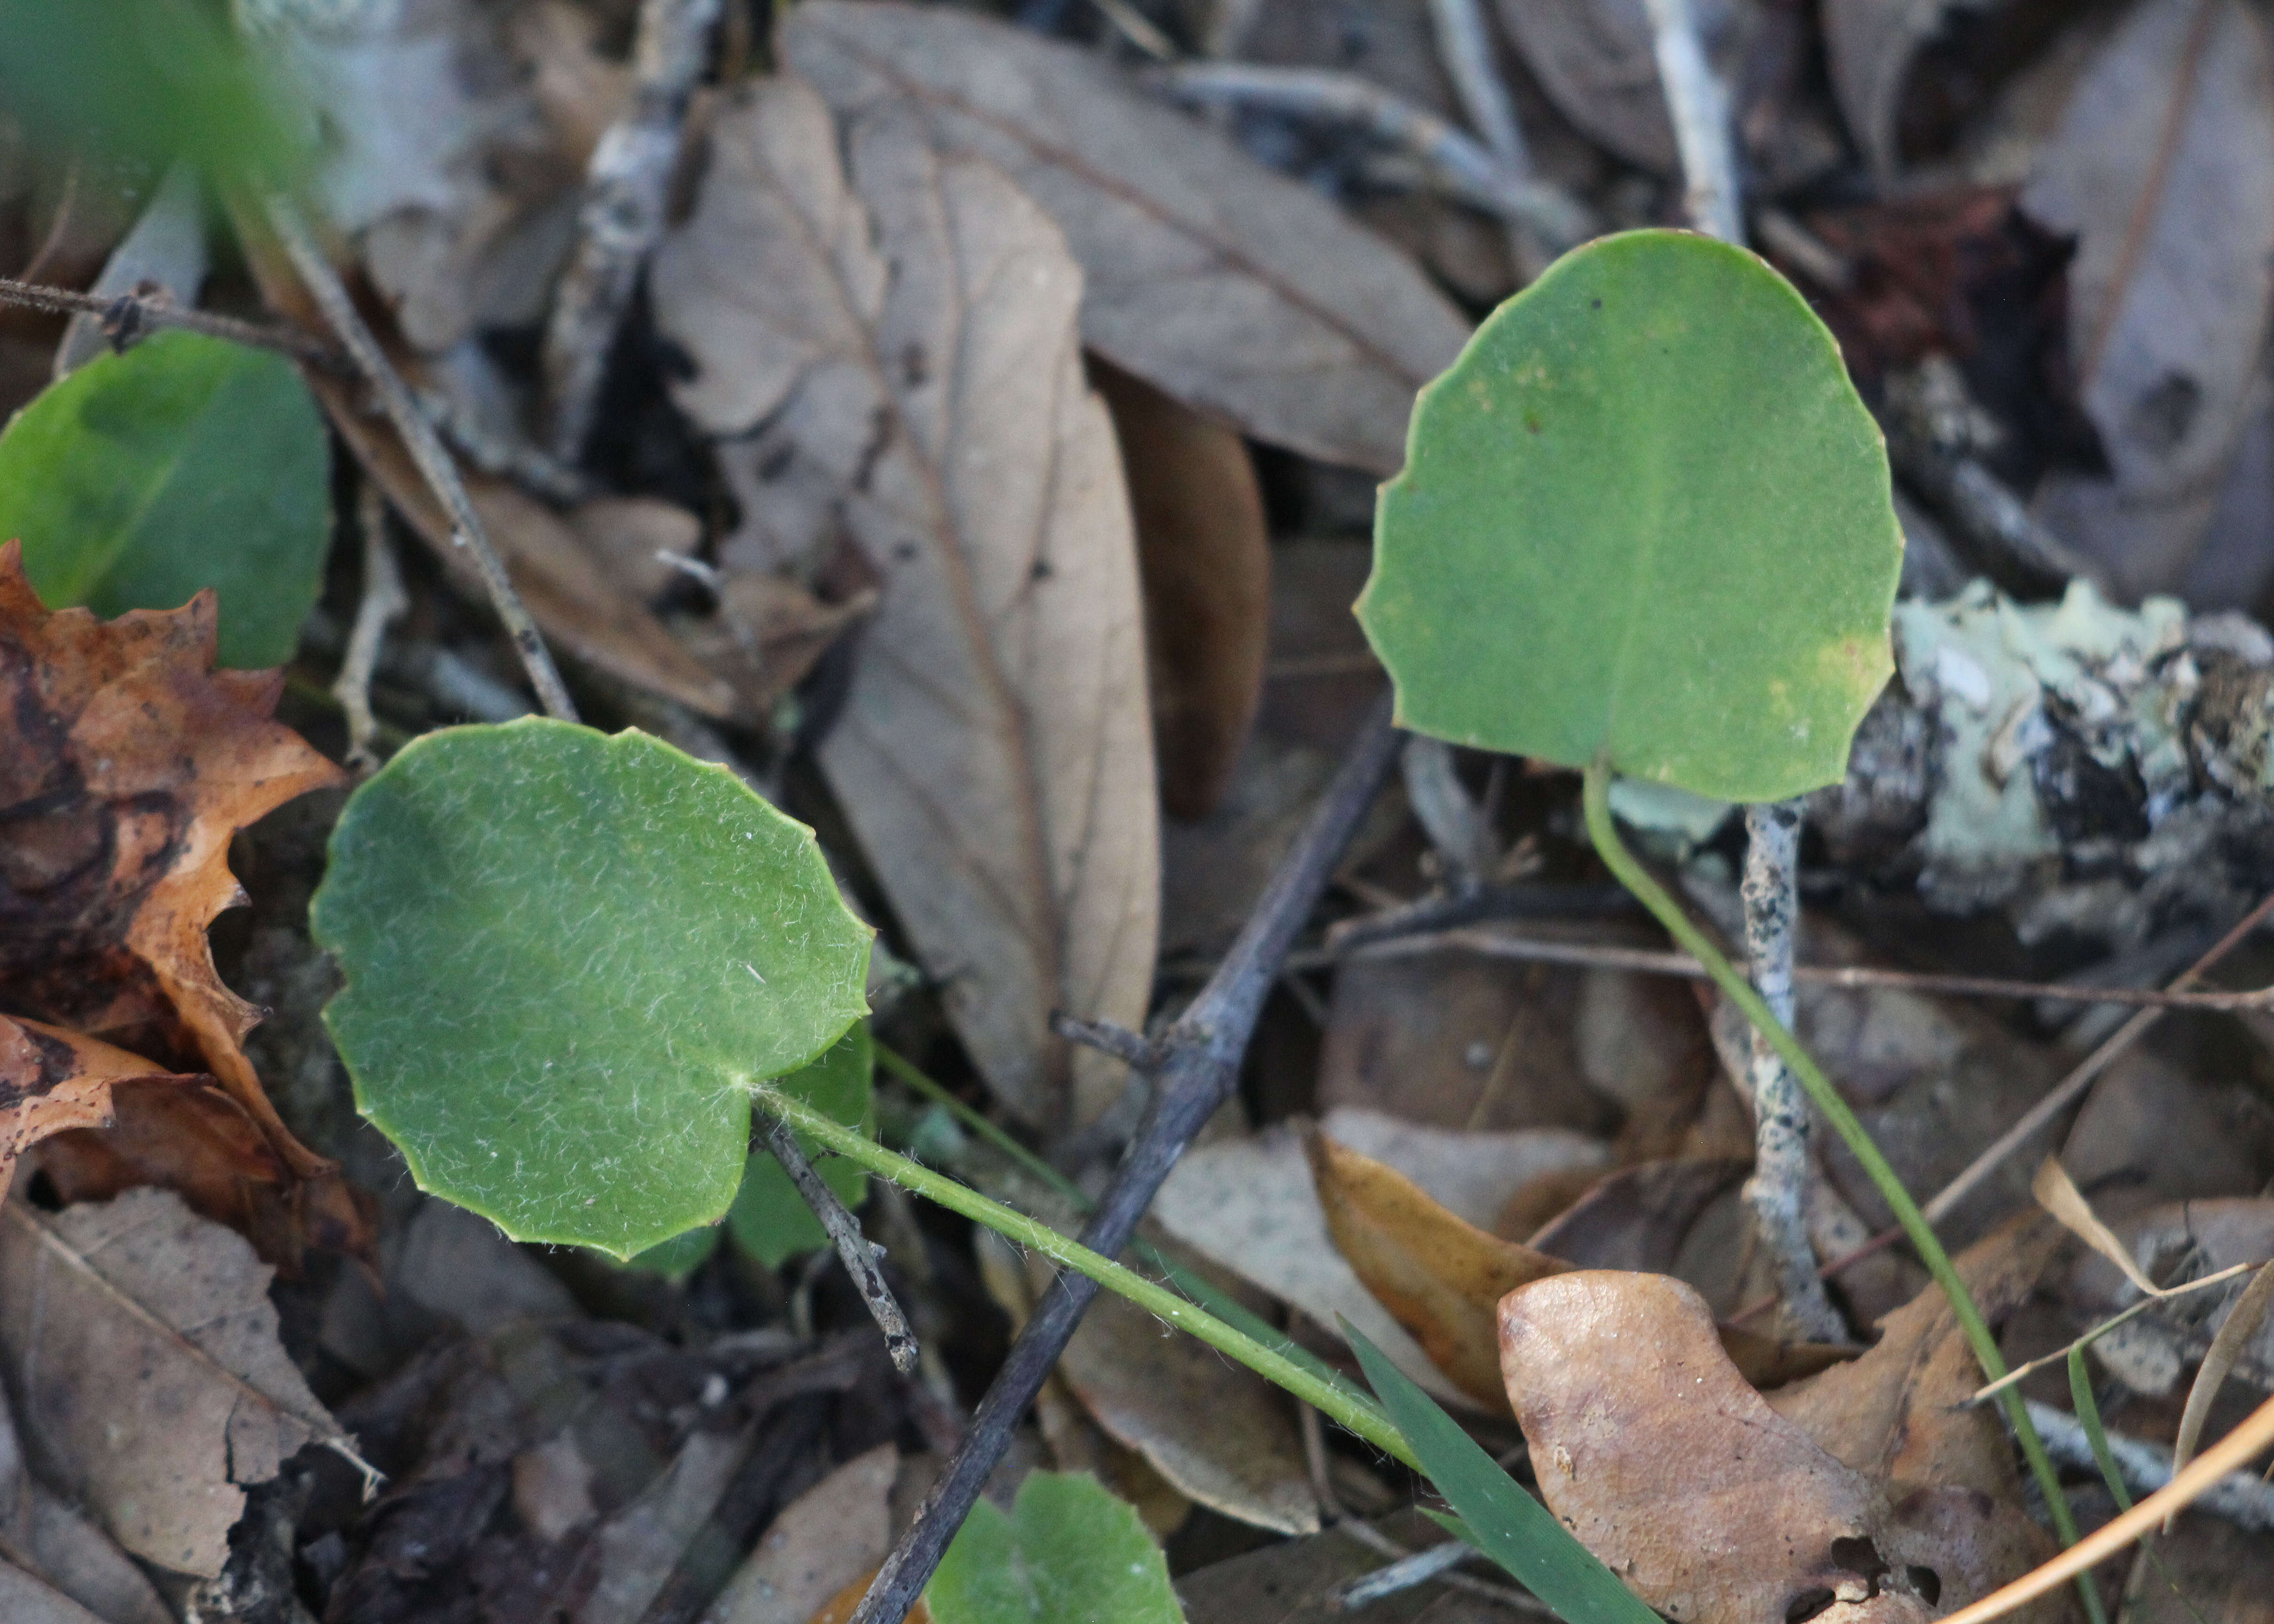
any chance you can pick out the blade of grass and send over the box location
[750,1080,1414,1466]
[872,1039,1376,1412]
[1583,759,2107,1624]
[1345,1321,1661,1624]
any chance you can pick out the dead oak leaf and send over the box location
[0,541,347,1193]
[1499,1271,2067,1624]
[0,1018,197,1198]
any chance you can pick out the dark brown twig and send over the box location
[757,1115,919,1375]
[264,195,579,723]
[1049,1011,1163,1072]
[0,273,344,370]
[846,697,1402,1624]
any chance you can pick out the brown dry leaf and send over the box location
[0,544,353,1219]
[1095,360,1271,822]
[0,1190,363,1579]
[2125,1513,2274,1624]
[1500,1271,2061,1624]
[0,1384,172,1624]
[0,1561,109,1624]
[0,1019,193,1198]
[1310,1128,1571,1406]
[1527,1157,1756,1314]
[2064,1197,2274,1397]
[812,1572,932,1624]
[702,1444,898,1624]
[1824,0,1968,179]
[1152,1123,1466,1402]
[1322,1105,1609,1234]
[1768,1214,2064,1498]
[779,1,1472,476]
[650,78,1158,1131]
[1492,0,1753,175]
[2171,1260,2274,1491]
[2023,0,2274,598]
[2032,1156,2168,1298]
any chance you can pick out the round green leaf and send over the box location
[1358,230,1903,803]
[0,331,330,669]
[311,720,874,1259]
[925,1472,1180,1624]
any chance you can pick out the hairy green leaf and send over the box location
[0,331,329,668]
[1359,230,1902,803]
[924,1471,1180,1624]
[1346,1321,1660,1624]
[311,720,873,1258]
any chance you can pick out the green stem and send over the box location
[753,1080,1418,1470]
[1582,760,2105,1624]
[872,1041,1380,1413]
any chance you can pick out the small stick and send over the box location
[0,273,343,370]
[1154,63,1591,248]
[1425,0,1528,172]
[1331,1540,1473,1610]
[264,195,580,723]
[1343,923,2274,1011]
[1741,801,1845,1342]
[1639,0,1743,245]
[2022,1398,2274,1535]
[757,1112,919,1375]
[332,481,408,772]
[541,0,720,464]
[1049,1011,1162,1073]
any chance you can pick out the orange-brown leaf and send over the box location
[0,1017,198,1195]
[0,543,351,1248]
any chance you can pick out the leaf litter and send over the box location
[10,0,2274,1618]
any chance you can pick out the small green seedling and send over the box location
[1362,228,2098,1619]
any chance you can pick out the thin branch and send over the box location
[1639,0,1742,244]
[540,0,720,464]
[264,195,580,723]
[1402,736,1498,892]
[0,273,343,371]
[1741,801,1845,1342]
[1048,1011,1162,1073]
[332,481,407,772]
[1154,63,1591,248]
[1425,0,1527,172]
[757,1113,919,1375]
[847,697,1403,1624]
[1342,923,2274,1011]
[2022,1398,2274,1535]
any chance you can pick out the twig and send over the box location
[1331,1540,1472,1608]
[540,0,719,464]
[1403,737,1498,892]
[846,697,1402,1624]
[756,1113,919,1375]
[1049,1011,1163,1073]
[1741,802,1845,1342]
[1342,923,2274,1011]
[2021,1399,2274,1535]
[264,195,580,723]
[1424,0,1527,173]
[1638,0,1742,244]
[1154,63,1591,248]
[0,273,342,370]
[332,481,407,772]
[1970,1263,2259,1405]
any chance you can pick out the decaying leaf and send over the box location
[650,78,1157,1132]
[702,1443,898,1624]
[1309,1128,1570,1406]
[779,0,1472,476]
[1492,0,1750,174]
[2032,1156,2169,1299]
[1824,0,1968,178]
[1096,360,1271,822]
[0,1190,363,1579]
[2067,1198,2274,1396]
[0,542,354,1246]
[0,1019,193,1198]
[1322,1104,1610,1235]
[0,1382,172,1624]
[1499,1271,2062,1624]
[2024,0,2274,597]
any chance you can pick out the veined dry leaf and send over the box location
[701,1444,897,1624]
[0,1019,192,1197]
[1824,0,1967,179]
[1499,1271,2061,1624]
[1310,1128,1571,1406]
[2022,0,2274,598]
[779,0,1472,476]
[1767,1214,2063,1498]
[1094,360,1271,822]
[0,1190,363,1579]
[650,78,1157,1131]
[1321,1104,1608,1234]
[0,544,352,1224]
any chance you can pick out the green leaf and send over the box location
[0,331,330,668]
[1358,229,1903,803]
[924,1472,1181,1624]
[728,1022,872,1267]
[1344,1322,1659,1624]
[311,719,874,1259]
